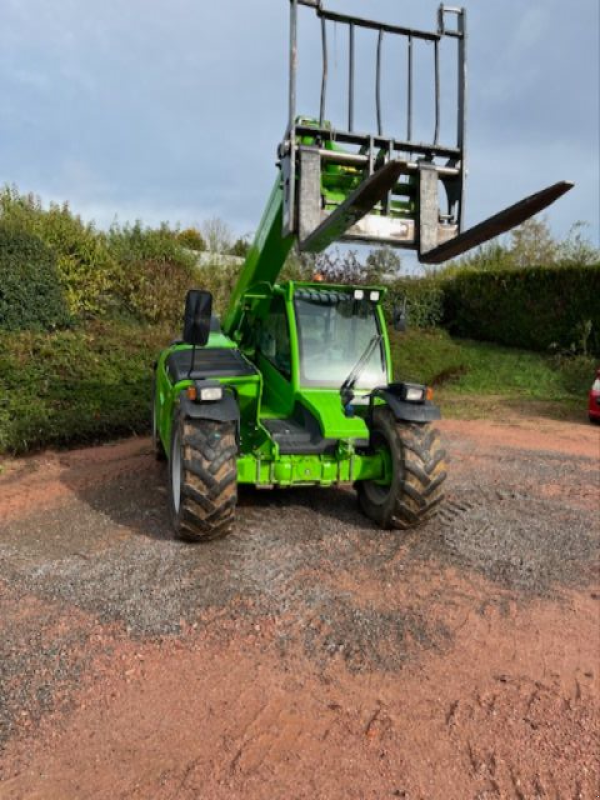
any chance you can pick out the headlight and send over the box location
[353,289,365,300]
[199,386,223,402]
[405,386,425,402]
[592,379,600,392]
[369,291,380,302]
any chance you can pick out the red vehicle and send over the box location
[589,369,600,423]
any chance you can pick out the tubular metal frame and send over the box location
[282,1,468,250]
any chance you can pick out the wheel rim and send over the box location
[171,427,182,514]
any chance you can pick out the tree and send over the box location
[508,216,558,268]
[441,241,512,275]
[177,227,206,252]
[314,248,365,284]
[558,222,600,266]
[281,248,315,281]
[229,236,251,258]
[365,246,401,283]
[202,217,233,253]
[444,217,560,273]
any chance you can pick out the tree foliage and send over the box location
[106,222,197,324]
[0,224,72,331]
[177,227,206,251]
[365,247,402,283]
[228,236,251,258]
[0,186,117,317]
[442,216,600,275]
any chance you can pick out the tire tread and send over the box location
[358,408,447,530]
[172,417,237,542]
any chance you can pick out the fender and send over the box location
[372,387,441,424]
[178,390,240,424]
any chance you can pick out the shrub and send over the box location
[444,264,600,355]
[195,261,240,317]
[0,321,168,454]
[107,222,198,325]
[0,187,118,318]
[385,277,445,329]
[0,224,71,331]
[177,227,206,251]
[552,354,597,396]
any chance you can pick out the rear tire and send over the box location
[358,407,447,530]
[168,412,237,541]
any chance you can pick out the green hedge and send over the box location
[105,223,199,325]
[443,264,600,355]
[0,322,168,454]
[1,188,118,318]
[384,277,445,329]
[0,189,202,326]
[0,225,72,331]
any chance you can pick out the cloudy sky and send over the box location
[1,0,598,250]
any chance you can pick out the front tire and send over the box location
[358,407,447,530]
[168,412,237,541]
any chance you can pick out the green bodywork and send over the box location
[154,288,392,488]
[296,118,416,221]
[154,132,398,489]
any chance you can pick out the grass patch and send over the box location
[390,328,594,420]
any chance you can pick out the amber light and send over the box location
[426,387,434,402]
[186,386,197,401]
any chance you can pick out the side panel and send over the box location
[300,390,370,441]
[256,354,295,419]
[376,303,394,384]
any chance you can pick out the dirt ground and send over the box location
[0,416,598,800]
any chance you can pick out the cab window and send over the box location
[258,297,291,379]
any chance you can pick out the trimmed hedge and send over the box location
[385,277,445,329]
[0,225,71,331]
[0,321,168,454]
[443,264,600,355]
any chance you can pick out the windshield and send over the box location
[294,294,387,388]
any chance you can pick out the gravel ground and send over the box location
[0,417,598,799]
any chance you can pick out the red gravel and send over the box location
[0,417,598,799]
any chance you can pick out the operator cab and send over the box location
[293,287,387,390]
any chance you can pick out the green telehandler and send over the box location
[152,1,573,541]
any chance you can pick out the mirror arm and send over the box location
[188,344,197,380]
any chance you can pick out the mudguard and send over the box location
[373,388,441,424]
[179,390,240,424]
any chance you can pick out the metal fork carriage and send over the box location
[279,0,572,264]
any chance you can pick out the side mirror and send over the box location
[393,298,408,332]
[183,289,213,346]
